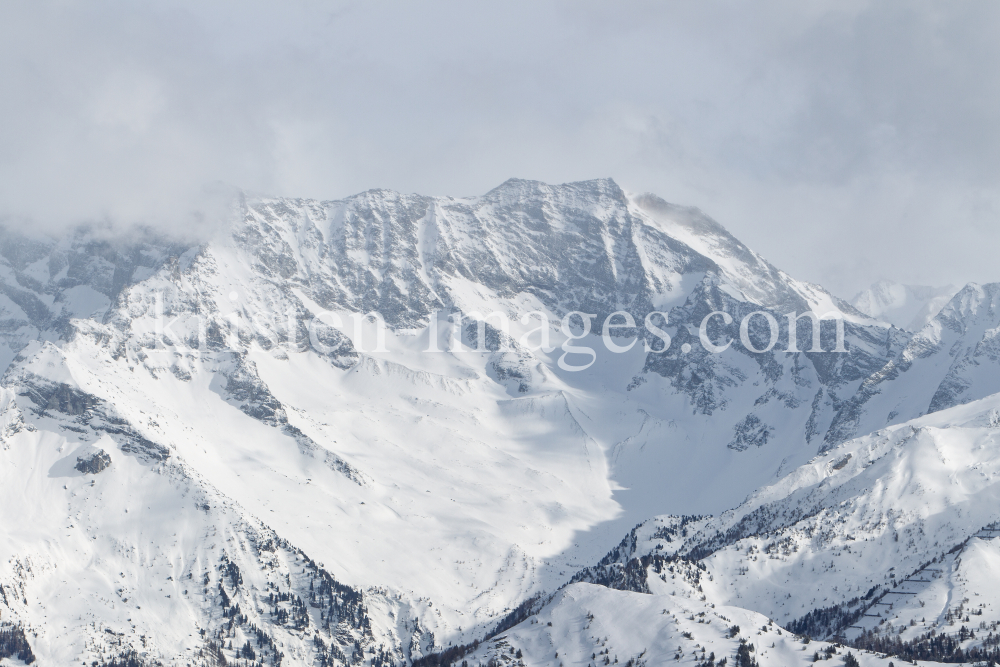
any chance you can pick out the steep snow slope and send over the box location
[0,320,620,664]
[632,193,871,322]
[0,378,418,667]
[851,280,957,332]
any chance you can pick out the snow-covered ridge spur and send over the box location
[0,177,999,666]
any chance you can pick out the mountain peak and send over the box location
[483,176,624,201]
[629,192,729,240]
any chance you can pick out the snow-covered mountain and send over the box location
[0,177,992,666]
[851,280,957,332]
[828,282,1000,447]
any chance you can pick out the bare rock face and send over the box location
[74,449,111,474]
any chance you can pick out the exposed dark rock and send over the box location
[728,414,774,451]
[75,449,111,474]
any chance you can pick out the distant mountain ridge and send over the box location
[828,281,1000,446]
[851,279,957,331]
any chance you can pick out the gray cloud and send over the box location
[1,0,998,297]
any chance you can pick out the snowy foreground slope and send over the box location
[0,178,996,666]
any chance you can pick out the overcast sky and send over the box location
[2,1,998,298]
